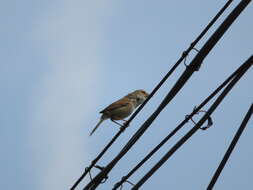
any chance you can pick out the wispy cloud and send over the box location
[29,1,110,189]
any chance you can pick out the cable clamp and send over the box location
[185,106,213,130]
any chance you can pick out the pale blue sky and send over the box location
[1,1,252,190]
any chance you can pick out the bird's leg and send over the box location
[111,119,124,127]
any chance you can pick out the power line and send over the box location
[112,53,251,190]
[131,55,253,189]
[207,103,253,190]
[69,1,233,189]
[82,1,249,189]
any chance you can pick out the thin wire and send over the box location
[125,0,234,126]
[70,1,234,189]
[131,55,253,189]
[207,103,253,190]
[82,1,244,189]
[112,54,248,190]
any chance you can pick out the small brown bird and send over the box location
[89,89,149,136]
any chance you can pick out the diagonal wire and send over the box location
[131,55,253,189]
[69,1,233,189]
[112,53,251,190]
[82,1,248,189]
[207,103,253,190]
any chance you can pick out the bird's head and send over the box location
[126,89,149,106]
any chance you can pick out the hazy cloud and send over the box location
[29,1,110,189]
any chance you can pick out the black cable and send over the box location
[207,103,253,190]
[70,129,122,190]
[82,0,247,189]
[112,52,250,190]
[125,0,234,126]
[70,1,233,189]
[131,55,253,189]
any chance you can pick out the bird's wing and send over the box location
[100,98,130,113]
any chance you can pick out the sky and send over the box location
[1,0,252,190]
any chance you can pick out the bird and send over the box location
[89,89,149,136]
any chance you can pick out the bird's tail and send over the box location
[89,118,106,136]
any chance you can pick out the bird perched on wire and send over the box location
[89,89,149,136]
